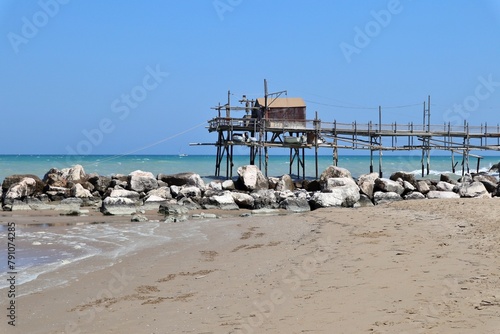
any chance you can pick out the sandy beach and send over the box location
[1,198,500,334]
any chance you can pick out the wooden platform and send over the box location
[196,115,500,179]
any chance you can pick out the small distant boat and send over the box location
[178,153,188,157]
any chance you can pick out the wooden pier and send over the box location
[192,81,500,179]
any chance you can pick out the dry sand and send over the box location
[1,198,500,333]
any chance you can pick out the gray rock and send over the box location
[179,186,202,199]
[146,186,172,200]
[403,180,416,193]
[159,203,190,216]
[319,166,352,187]
[109,188,140,200]
[279,197,310,212]
[177,197,201,210]
[310,184,361,208]
[473,174,498,193]
[45,186,71,201]
[43,168,67,188]
[357,172,379,199]
[201,191,239,210]
[276,174,295,192]
[157,180,168,188]
[131,214,149,222]
[164,215,188,223]
[404,192,426,200]
[60,209,88,216]
[70,183,93,198]
[251,189,278,209]
[373,191,402,205]
[101,197,136,215]
[416,180,431,194]
[142,195,168,211]
[81,197,101,208]
[9,199,32,211]
[87,174,112,194]
[426,191,460,199]
[128,170,158,193]
[436,181,455,192]
[3,174,44,194]
[458,181,490,198]
[231,192,255,209]
[440,174,454,183]
[237,165,268,191]
[276,190,295,202]
[268,177,280,190]
[170,185,180,197]
[390,171,417,187]
[158,172,206,190]
[26,198,54,210]
[110,179,128,189]
[353,194,374,207]
[207,181,223,191]
[112,174,129,182]
[294,189,309,200]
[375,178,404,195]
[322,177,359,192]
[222,179,235,190]
[5,177,37,200]
[62,164,86,182]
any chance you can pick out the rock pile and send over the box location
[1,164,498,217]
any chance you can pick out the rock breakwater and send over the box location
[1,164,498,219]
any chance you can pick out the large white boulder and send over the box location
[237,165,268,191]
[128,170,158,193]
[70,183,93,198]
[5,177,37,200]
[101,197,136,215]
[357,172,379,199]
[426,191,460,199]
[458,181,490,198]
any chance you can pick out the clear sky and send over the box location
[1,0,500,155]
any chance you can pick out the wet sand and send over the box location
[1,199,500,333]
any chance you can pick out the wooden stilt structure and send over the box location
[192,82,500,180]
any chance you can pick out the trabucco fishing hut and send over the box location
[192,80,500,179]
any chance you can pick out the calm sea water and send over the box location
[0,153,499,182]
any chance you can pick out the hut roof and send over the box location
[255,97,306,108]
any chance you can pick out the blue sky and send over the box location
[1,0,500,155]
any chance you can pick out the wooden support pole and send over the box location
[315,112,319,179]
[302,147,305,180]
[421,140,425,178]
[370,141,374,173]
[296,147,300,178]
[451,151,455,174]
[229,144,234,178]
[378,106,382,177]
[426,146,430,175]
[265,146,269,177]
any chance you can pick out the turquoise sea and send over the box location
[1,153,499,183]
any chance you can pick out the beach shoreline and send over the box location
[1,198,500,333]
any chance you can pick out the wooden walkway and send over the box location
[195,116,500,179]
